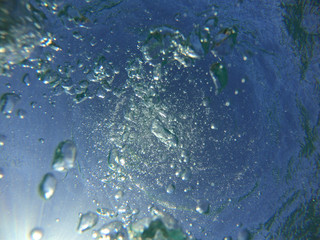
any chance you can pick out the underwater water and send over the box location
[0,0,319,239]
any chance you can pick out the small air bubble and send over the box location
[22,73,31,86]
[30,228,44,240]
[0,135,6,146]
[0,168,4,179]
[196,200,210,214]
[17,109,27,119]
[30,101,38,109]
[166,183,175,194]
[236,222,242,228]
[96,89,106,99]
[237,229,251,240]
[114,190,124,200]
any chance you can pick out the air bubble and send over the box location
[209,62,228,95]
[96,88,106,99]
[181,169,191,181]
[0,135,6,146]
[17,109,27,119]
[223,237,232,240]
[30,101,38,109]
[0,93,21,115]
[115,190,124,200]
[22,73,31,86]
[0,168,4,179]
[151,119,178,147]
[52,140,77,172]
[38,173,57,200]
[29,228,43,240]
[166,183,175,194]
[237,228,251,240]
[196,200,210,214]
[77,211,98,233]
[202,98,210,107]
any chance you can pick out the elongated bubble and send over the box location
[38,173,57,200]
[0,93,20,115]
[52,140,77,172]
[151,119,178,148]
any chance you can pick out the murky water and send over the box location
[0,0,319,239]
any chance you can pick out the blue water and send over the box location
[0,0,319,239]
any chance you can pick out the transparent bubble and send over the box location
[30,101,38,109]
[22,73,31,86]
[202,98,210,107]
[108,149,121,171]
[181,169,191,181]
[29,227,44,240]
[151,119,178,148]
[0,168,4,179]
[38,173,57,200]
[52,140,77,172]
[96,88,106,99]
[209,62,228,95]
[17,109,27,119]
[0,134,6,146]
[115,190,124,200]
[77,211,98,233]
[237,229,251,240]
[166,183,175,194]
[196,200,210,214]
[0,93,21,115]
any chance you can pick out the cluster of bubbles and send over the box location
[38,139,77,201]
[140,27,201,68]
[0,0,238,104]
[34,132,196,239]
[0,0,48,76]
[0,0,259,239]
[76,207,192,240]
